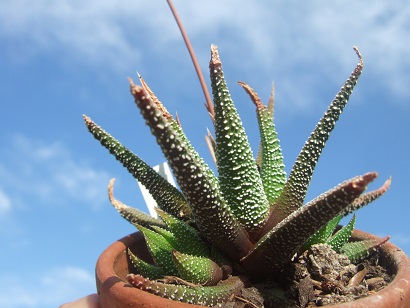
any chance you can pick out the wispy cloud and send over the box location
[0,188,12,216]
[1,0,408,103]
[0,266,95,307]
[0,134,111,210]
[0,0,148,70]
[0,136,108,307]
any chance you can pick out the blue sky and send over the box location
[1,1,409,307]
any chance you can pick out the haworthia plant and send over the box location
[84,43,391,306]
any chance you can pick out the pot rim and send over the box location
[96,229,410,307]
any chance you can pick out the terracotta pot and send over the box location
[96,232,200,308]
[96,230,410,307]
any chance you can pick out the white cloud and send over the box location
[0,0,173,71]
[0,134,111,210]
[0,188,12,216]
[1,0,408,102]
[0,266,95,308]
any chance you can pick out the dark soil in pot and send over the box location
[237,244,392,307]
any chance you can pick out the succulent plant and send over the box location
[83,3,392,307]
[83,41,391,306]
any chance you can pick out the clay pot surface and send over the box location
[96,230,410,307]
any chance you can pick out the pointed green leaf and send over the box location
[270,48,364,226]
[328,214,356,252]
[156,209,210,257]
[255,83,275,168]
[241,172,376,276]
[130,80,253,260]
[303,214,342,249]
[137,224,179,276]
[210,45,269,237]
[341,236,390,263]
[139,74,219,194]
[83,115,191,220]
[150,226,178,248]
[238,81,286,204]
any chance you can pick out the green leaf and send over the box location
[172,250,223,286]
[130,79,253,260]
[341,236,390,263]
[238,81,286,205]
[128,248,164,279]
[255,83,275,168]
[210,46,269,237]
[139,74,220,196]
[241,172,376,276]
[136,224,179,276]
[108,178,166,230]
[83,115,191,220]
[156,209,210,257]
[303,214,342,249]
[150,226,178,248]
[328,214,356,252]
[269,48,364,227]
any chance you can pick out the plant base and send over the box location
[96,230,410,307]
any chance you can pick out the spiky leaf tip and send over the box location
[137,75,217,190]
[328,214,356,252]
[342,236,390,263]
[150,226,178,248]
[108,178,166,230]
[255,83,276,168]
[156,209,210,257]
[342,177,391,217]
[303,214,342,249]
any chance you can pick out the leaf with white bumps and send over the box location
[172,250,223,286]
[130,79,253,260]
[126,274,245,306]
[238,81,286,205]
[241,172,377,276]
[210,46,269,238]
[84,115,191,220]
[328,214,356,252]
[269,48,364,228]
